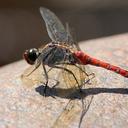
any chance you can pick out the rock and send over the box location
[0,33,128,128]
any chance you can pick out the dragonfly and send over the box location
[23,8,128,91]
[22,7,96,128]
[22,7,128,128]
[23,7,96,94]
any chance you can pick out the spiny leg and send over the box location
[42,65,61,97]
[24,61,41,77]
[45,67,60,89]
[52,65,82,92]
[47,67,53,73]
[42,64,49,95]
[55,62,95,78]
[55,62,95,85]
[66,63,95,84]
[74,64,95,84]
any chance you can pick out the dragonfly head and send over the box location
[23,48,39,65]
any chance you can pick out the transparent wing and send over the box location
[21,65,48,88]
[52,95,94,128]
[65,23,77,48]
[52,24,96,127]
[62,24,94,89]
[39,7,73,44]
[53,25,96,127]
[51,63,96,127]
[40,7,79,50]
[52,100,82,128]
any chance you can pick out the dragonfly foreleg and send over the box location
[42,63,49,95]
[24,61,41,77]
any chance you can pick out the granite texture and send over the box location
[0,33,128,128]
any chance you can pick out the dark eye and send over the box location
[23,48,39,65]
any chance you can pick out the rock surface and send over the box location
[0,33,128,128]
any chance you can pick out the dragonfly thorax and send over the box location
[39,43,76,66]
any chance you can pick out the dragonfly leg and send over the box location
[56,62,92,78]
[74,64,95,85]
[74,64,89,76]
[24,61,41,77]
[47,67,53,73]
[41,66,60,96]
[52,65,82,92]
[42,64,49,96]
[56,62,95,86]
[83,72,95,86]
[44,67,60,88]
[52,79,60,88]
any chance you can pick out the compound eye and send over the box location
[23,48,39,65]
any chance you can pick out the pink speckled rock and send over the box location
[0,33,128,128]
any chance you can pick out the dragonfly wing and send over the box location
[40,7,69,42]
[52,63,96,127]
[21,65,45,87]
[40,7,78,48]
[65,22,81,50]
[21,64,60,88]
[52,100,82,128]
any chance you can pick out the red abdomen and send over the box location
[74,51,128,78]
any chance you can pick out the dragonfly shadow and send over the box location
[35,85,128,99]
